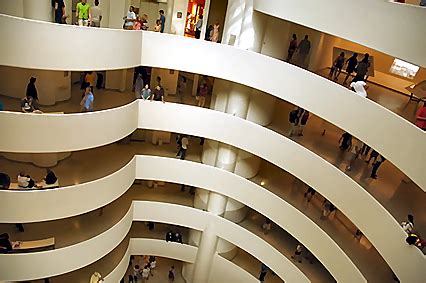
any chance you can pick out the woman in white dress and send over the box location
[210,22,220,43]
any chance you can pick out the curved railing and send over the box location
[254,0,426,67]
[0,201,308,283]
[1,102,424,281]
[0,155,363,282]
[0,14,424,190]
[104,238,259,283]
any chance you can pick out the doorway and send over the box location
[184,0,205,38]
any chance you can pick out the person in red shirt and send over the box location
[415,105,426,130]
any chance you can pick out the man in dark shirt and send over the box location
[53,0,66,24]
[343,53,358,85]
[26,77,38,101]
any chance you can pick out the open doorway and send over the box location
[184,0,205,38]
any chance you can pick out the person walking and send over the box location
[210,22,220,43]
[176,135,189,160]
[195,15,203,39]
[365,149,379,165]
[76,0,91,26]
[53,0,66,24]
[346,140,362,171]
[352,53,370,82]
[159,10,166,33]
[401,214,415,234]
[85,71,96,93]
[298,110,309,136]
[338,132,352,151]
[90,0,102,27]
[370,155,386,179]
[261,218,272,235]
[329,52,345,81]
[168,266,175,283]
[26,77,38,102]
[124,6,136,30]
[197,83,208,107]
[296,35,311,67]
[304,186,316,202]
[343,53,358,85]
[287,34,298,62]
[291,244,303,263]
[80,85,94,112]
[350,80,368,98]
[258,263,269,282]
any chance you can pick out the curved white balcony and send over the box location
[1,101,424,281]
[0,14,424,190]
[104,238,259,283]
[0,201,308,283]
[254,0,426,67]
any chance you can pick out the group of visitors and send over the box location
[286,34,311,67]
[339,132,386,179]
[53,0,102,27]
[400,214,425,251]
[14,169,59,189]
[165,230,183,243]
[288,107,310,137]
[124,6,165,32]
[128,255,157,282]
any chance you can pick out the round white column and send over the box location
[225,83,251,118]
[22,0,52,22]
[164,0,174,33]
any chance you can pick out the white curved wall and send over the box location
[105,238,259,283]
[0,101,139,152]
[0,102,423,281]
[0,201,306,283]
[254,0,426,67]
[0,155,362,281]
[0,15,424,190]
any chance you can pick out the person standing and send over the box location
[258,263,269,282]
[197,83,208,107]
[261,218,272,235]
[177,135,189,160]
[343,53,358,85]
[176,77,187,103]
[339,132,352,151]
[195,15,203,39]
[141,85,151,100]
[90,0,102,27]
[26,77,38,102]
[288,107,302,137]
[291,244,303,263]
[53,0,66,24]
[124,6,136,30]
[76,0,91,26]
[168,266,175,283]
[401,214,415,234]
[296,35,311,67]
[205,25,213,41]
[166,230,174,242]
[415,103,426,130]
[346,139,362,171]
[365,149,379,165]
[298,110,309,136]
[350,80,369,98]
[286,34,298,62]
[134,74,144,99]
[154,19,161,32]
[80,85,94,112]
[141,265,150,281]
[370,155,386,179]
[304,186,316,202]
[159,10,166,33]
[210,22,220,43]
[352,53,370,82]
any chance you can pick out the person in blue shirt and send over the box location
[159,10,165,33]
[80,85,94,112]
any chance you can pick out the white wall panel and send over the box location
[253,0,426,67]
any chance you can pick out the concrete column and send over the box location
[22,0,52,22]
[164,0,174,33]
[221,0,246,45]
[108,0,127,29]
[191,74,199,97]
[247,90,277,126]
[190,224,218,283]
